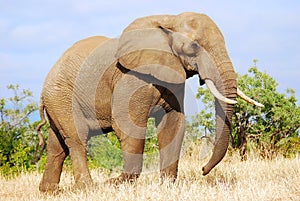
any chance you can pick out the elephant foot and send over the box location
[73,179,94,191]
[39,182,60,194]
[105,172,140,185]
[160,161,178,183]
[159,173,177,185]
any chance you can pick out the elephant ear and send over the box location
[115,27,186,84]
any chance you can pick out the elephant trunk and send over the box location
[201,47,237,175]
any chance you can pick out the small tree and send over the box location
[195,62,300,159]
[0,84,42,175]
[233,63,300,159]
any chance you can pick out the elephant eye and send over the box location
[190,41,200,52]
[183,41,200,57]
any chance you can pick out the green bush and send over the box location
[0,85,46,176]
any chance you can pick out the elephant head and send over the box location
[115,12,263,176]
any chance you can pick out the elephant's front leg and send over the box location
[109,105,148,184]
[108,121,146,184]
[109,83,154,184]
[157,110,185,182]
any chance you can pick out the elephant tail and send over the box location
[36,100,46,150]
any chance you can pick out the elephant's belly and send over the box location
[76,109,113,143]
[95,105,113,131]
[96,118,112,132]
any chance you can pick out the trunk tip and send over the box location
[202,166,211,176]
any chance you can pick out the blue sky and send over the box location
[1,0,300,117]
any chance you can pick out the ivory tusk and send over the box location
[237,88,264,107]
[205,79,237,105]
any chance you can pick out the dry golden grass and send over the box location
[1,143,299,201]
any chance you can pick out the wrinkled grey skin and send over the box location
[37,12,237,192]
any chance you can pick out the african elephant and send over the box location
[37,12,263,192]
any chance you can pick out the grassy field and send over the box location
[1,143,299,201]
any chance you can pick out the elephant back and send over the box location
[40,36,116,141]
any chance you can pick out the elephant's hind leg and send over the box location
[39,128,69,193]
[64,137,92,189]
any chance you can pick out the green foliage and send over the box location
[87,133,123,172]
[143,117,159,168]
[87,118,159,172]
[195,62,300,158]
[144,117,159,154]
[0,85,43,176]
[234,63,300,158]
